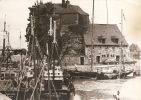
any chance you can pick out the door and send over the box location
[96,56,100,63]
[116,56,120,61]
[80,57,84,65]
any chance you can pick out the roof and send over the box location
[38,3,89,15]
[84,24,128,46]
[54,4,88,15]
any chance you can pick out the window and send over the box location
[98,36,106,44]
[111,54,115,57]
[105,47,108,49]
[89,55,93,58]
[101,39,105,44]
[107,54,109,57]
[30,71,33,74]
[111,36,119,44]
[99,39,105,44]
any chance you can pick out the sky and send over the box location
[0,0,141,49]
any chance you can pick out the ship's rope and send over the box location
[0,84,6,91]
[39,76,43,99]
[0,85,9,96]
[16,69,27,100]
[3,52,16,90]
[4,69,12,90]
[23,77,29,100]
[49,43,60,100]
[29,48,60,100]
[29,63,45,100]
[50,80,59,100]
[54,42,60,60]
[38,31,48,43]
[29,44,45,100]
[28,43,60,99]
[3,46,23,91]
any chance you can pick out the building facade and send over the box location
[84,24,129,65]
[25,0,89,66]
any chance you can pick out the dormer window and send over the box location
[98,36,106,44]
[111,36,119,44]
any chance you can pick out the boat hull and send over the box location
[70,71,98,78]
[0,90,71,100]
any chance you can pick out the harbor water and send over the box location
[73,76,141,100]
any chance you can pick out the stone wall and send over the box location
[61,56,80,66]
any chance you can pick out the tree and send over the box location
[129,43,140,52]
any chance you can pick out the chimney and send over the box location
[66,0,70,7]
[40,0,43,4]
[62,0,65,7]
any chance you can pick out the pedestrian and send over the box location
[68,81,75,96]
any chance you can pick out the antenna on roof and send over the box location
[106,0,108,24]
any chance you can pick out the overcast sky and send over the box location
[0,0,141,49]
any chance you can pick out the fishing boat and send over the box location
[0,1,75,100]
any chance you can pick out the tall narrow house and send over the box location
[25,0,89,65]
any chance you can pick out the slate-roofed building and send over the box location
[26,0,89,66]
[84,24,129,65]
[26,1,131,66]
[58,0,89,66]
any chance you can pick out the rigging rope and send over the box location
[3,49,19,91]
[50,80,59,100]
[16,69,27,100]
[23,77,29,100]
[29,63,44,100]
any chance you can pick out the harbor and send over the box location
[73,76,141,100]
[0,0,141,100]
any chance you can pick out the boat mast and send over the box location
[121,9,123,36]
[106,0,108,24]
[2,16,6,62]
[91,0,95,69]
[119,9,125,78]
[19,31,22,70]
[30,13,39,100]
[47,17,53,100]
[121,9,125,71]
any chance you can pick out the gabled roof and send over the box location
[37,3,89,15]
[84,24,128,46]
[54,4,89,15]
